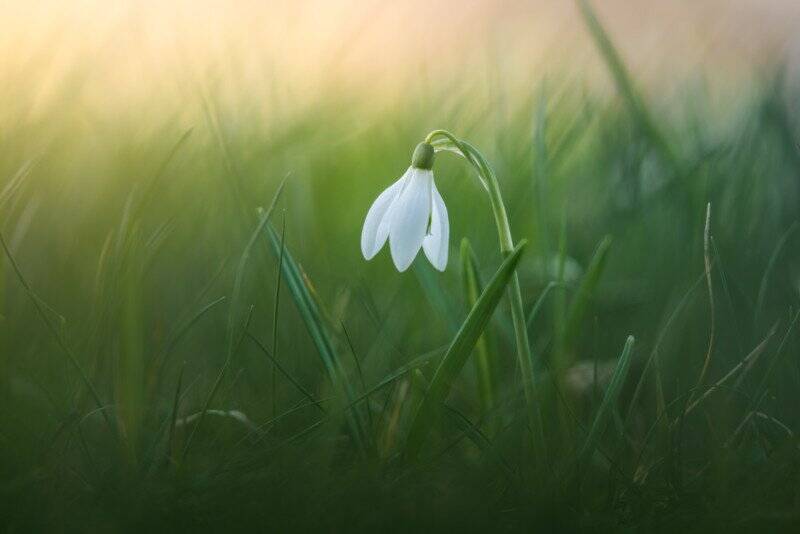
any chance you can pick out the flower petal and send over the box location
[423,180,449,271]
[389,168,432,272]
[360,171,408,260]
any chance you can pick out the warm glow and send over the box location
[1,0,799,111]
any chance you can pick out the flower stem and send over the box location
[425,130,544,446]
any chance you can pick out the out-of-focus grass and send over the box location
[2,2,800,531]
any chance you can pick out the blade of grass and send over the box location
[228,177,287,359]
[526,281,564,330]
[166,361,186,463]
[688,203,714,406]
[754,222,798,328]
[405,241,527,460]
[264,223,367,453]
[574,0,680,171]
[710,236,746,359]
[746,309,800,416]
[684,325,776,416]
[148,263,228,398]
[341,321,374,434]
[158,296,226,372]
[460,238,495,414]
[624,270,706,425]
[553,211,568,344]
[179,305,254,468]
[0,232,113,431]
[133,128,193,222]
[271,212,286,417]
[533,83,552,256]
[246,331,325,413]
[578,335,635,465]
[176,178,287,468]
[559,235,613,367]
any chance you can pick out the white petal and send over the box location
[360,171,408,260]
[423,180,449,271]
[389,168,432,272]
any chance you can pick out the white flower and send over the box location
[361,144,449,272]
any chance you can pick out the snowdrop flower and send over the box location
[361,142,449,272]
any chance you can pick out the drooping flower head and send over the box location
[361,142,449,272]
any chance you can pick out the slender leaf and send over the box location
[228,177,287,358]
[405,241,527,459]
[578,335,635,465]
[560,235,612,366]
[264,223,367,453]
[460,238,495,414]
[575,0,680,171]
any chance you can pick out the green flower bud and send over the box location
[411,142,435,170]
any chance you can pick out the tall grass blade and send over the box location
[689,203,714,405]
[685,325,776,416]
[747,309,800,414]
[405,241,527,459]
[271,213,286,417]
[754,222,798,329]
[264,223,367,453]
[625,272,705,424]
[246,332,325,413]
[176,178,288,467]
[526,281,562,330]
[227,176,287,359]
[460,238,495,414]
[341,321,374,433]
[578,335,635,465]
[166,361,186,463]
[159,296,226,371]
[134,128,193,222]
[0,232,113,431]
[575,0,680,170]
[559,235,612,367]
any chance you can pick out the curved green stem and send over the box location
[425,129,543,445]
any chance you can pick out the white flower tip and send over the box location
[391,250,416,272]
[360,237,377,261]
[422,182,449,272]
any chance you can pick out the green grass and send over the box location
[2,4,800,531]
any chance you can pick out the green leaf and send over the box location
[264,223,367,453]
[180,180,286,467]
[460,238,494,414]
[575,0,680,171]
[754,222,798,328]
[227,177,286,358]
[559,235,612,367]
[405,241,527,460]
[578,335,635,465]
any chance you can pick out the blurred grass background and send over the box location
[2,0,800,531]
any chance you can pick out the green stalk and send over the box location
[425,130,543,445]
[461,238,494,415]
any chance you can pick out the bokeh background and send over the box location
[2,0,800,531]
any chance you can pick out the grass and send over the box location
[2,2,800,531]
